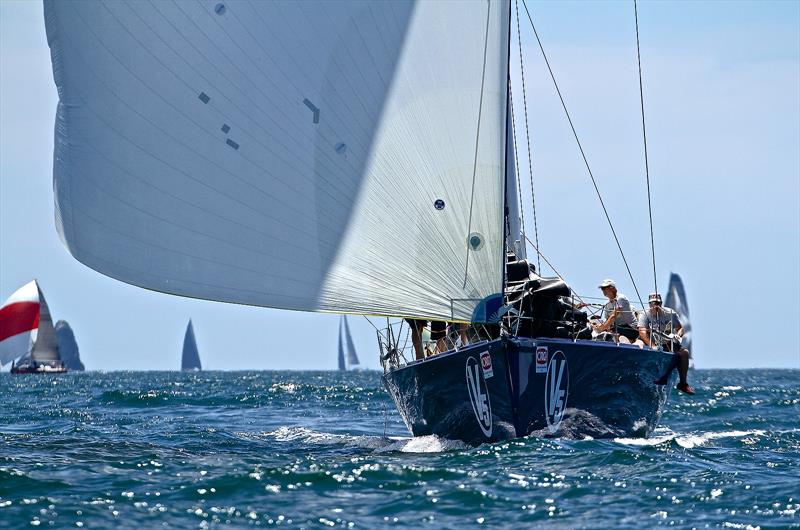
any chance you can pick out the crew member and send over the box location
[638,293,694,395]
[590,279,639,344]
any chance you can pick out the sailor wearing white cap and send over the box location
[591,279,639,343]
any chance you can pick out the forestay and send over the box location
[45,0,510,322]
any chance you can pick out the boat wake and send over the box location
[613,428,769,448]
[242,427,468,453]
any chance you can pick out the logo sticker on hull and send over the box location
[479,351,493,379]
[544,350,569,433]
[535,346,548,374]
[466,356,492,437]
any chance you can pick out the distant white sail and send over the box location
[664,273,691,354]
[30,287,59,363]
[342,315,360,369]
[45,0,510,323]
[181,319,202,371]
[337,317,346,372]
[0,280,59,366]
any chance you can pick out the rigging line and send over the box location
[634,0,658,297]
[509,85,528,254]
[520,0,644,307]
[463,0,493,289]
[522,233,588,308]
[514,0,542,274]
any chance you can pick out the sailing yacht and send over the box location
[43,0,679,441]
[181,319,202,371]
[0,280,67,374]
[337,315,360,371]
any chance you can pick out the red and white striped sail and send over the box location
[0,281,40,365]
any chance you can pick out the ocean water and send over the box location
[0,370,797,529]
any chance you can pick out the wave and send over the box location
[243,426,467,453]
[613,428,773,448]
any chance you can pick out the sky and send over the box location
[1,0,798,370]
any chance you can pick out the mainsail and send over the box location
[181,319,202,371]
[45,0,511,323]
[664,273,691,354]
[0,280,60,366]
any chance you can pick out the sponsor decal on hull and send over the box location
[479,351,493,379]
[545,350,569,433]
[535,346,548,374]
[466,356,492,437]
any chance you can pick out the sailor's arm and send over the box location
[594,310,617,332]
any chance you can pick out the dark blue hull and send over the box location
[382,337,676,444]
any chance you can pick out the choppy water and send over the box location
[0,370,797,529]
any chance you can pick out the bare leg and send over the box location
[677,349,690,385]
[411,329,424,360]
[407,321,424,361]
[460,324,469,347]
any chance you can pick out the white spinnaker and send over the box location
[0,281,40,366]
[45,0,509,322]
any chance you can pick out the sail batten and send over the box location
[46,0,510,323]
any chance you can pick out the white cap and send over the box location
[598,279,616,289]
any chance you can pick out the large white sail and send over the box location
[45,0,510,323]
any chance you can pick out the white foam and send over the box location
[245,427,466,454]
[614,428,767,448]
[614,433,677,446]
[674,430,766,449]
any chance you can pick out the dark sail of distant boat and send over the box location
[56,320,85,371]
[665,273,692,356]
[181,320,201,371]
[338,315,359,371]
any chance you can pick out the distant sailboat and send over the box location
[181,319,202,371]
[337,315,360,371]
[0,280,67,374]
[665,273,692,359]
